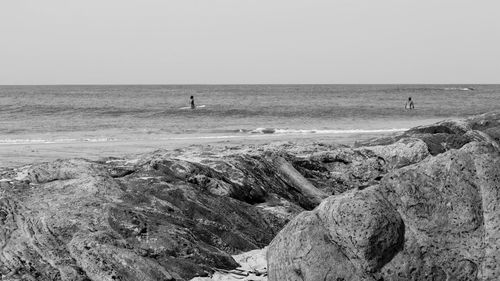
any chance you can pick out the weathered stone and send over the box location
[291,138,428,195]
[378,142,500,280]
[268,186,404,280]
[356,112,500,155]
[0,148,325,280]
[363,138,429,169]
[268,112,500,281]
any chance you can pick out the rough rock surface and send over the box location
[268,112,500,281]
[355,111,500,153]
[378,142,500,280]
[0,154,309,281]
[0,111,499,281]
[268,186,405,281]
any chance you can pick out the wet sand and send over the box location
[0,132,396,168]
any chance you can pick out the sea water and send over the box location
[0,84,498,144]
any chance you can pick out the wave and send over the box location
[0,137,117,145]
[206,127,408,135]
[248,127,407,134]
[0,127,407,144]
[442,87,474,91]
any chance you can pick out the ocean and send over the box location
[0,84,498,144]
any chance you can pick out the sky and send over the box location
[1,0,499,85]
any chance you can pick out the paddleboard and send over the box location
[179,105,206,110]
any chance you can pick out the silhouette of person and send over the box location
[190,95,195,109]
[405,97,414,110]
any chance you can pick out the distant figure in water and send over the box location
[190,95,195,109]
[405,97,415,110]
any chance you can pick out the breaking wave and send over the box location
[442,87,474,91]
[0,138,117,145]
[0,128,407,144]
[247,127,407,134]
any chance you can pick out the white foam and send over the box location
[443,87,473,91]
[0,138,115,145]
[0,128,407,145]
[0,139,64,145]
[250,128,407,135]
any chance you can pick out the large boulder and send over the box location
[267,186,404,281]
[378,142,500,280]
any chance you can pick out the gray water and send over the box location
[0,84,498,144]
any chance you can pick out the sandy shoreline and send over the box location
[0,132,397,168]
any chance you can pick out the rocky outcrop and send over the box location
[1,141,344,280]
[0,154,312,280]
[292,137,430,194]
[355,111,500,153]
[268,112,500,281]
[0,111,499,281]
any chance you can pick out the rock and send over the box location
[291,147,388,194]
[268,210,362,281]
[378,142,500,280]
[291,138,429,195]
[355,112,500,155]
[270,156,329,207]
[268,186,404,281]
[69,231,176,281]
[0,145,327,280]
[362,138,429,169]
[268,140,500,280]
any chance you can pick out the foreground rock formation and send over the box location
[269,111,500,281]
[0,111,499,280]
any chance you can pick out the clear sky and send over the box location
[1,0,499,84]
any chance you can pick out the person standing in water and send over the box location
[405,97,414,110]
[190,95,195,109]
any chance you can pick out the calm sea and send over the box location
[0,84,498,144]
